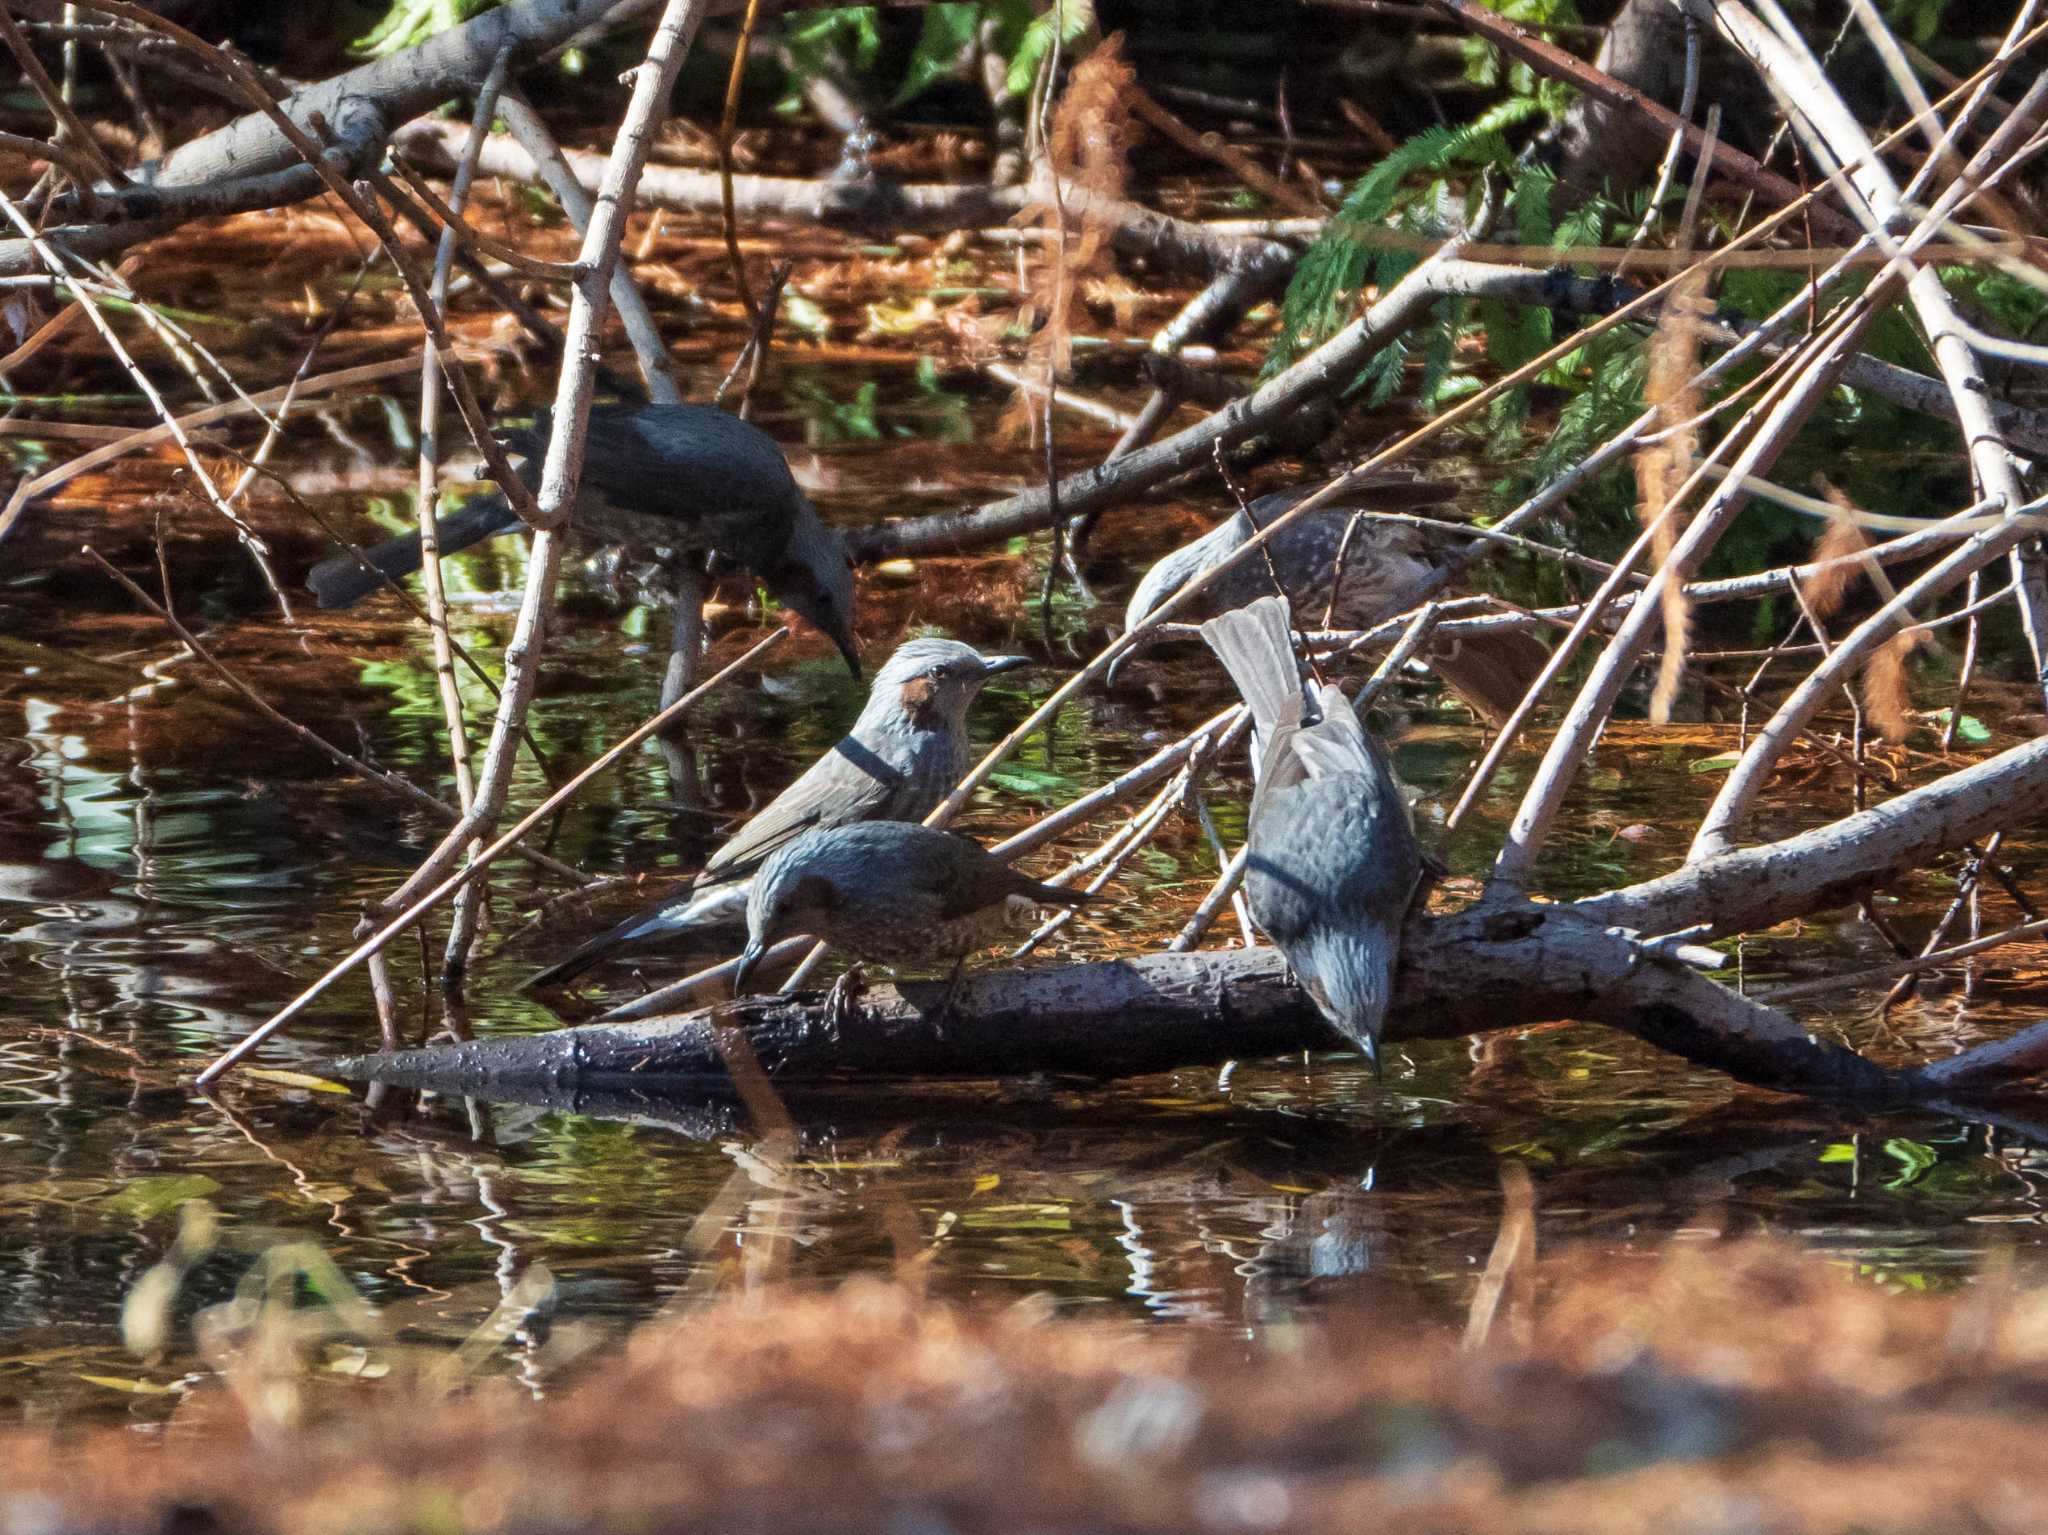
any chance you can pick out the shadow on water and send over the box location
[5,336,2048,1424]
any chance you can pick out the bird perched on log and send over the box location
[1123,487,1547,724]
[305,402,861,676]
[529,636,1031,988]
[1200,594,1423,1074]
[732,821,1096,998]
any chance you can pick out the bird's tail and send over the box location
[1424,628,1550,727]
[305,495,522,609]
[1296,919,1403,1073]
[1199,594,1308,745]
[525,881,749,989]
[1012,879,1102,908]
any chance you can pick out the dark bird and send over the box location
[529,636,1030,988]
[1200,594,1423,1072]
[305,402,861,675]
[732,821,1095,993]
[1123,488,1547,724]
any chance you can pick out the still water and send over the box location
[4,371,2047,1430]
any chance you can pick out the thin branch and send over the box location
[194,626,786,1087]
[81,547,583,884]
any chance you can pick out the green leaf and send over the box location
[353,0,496,58]
[781,293,832,339]
[989,764,1080,800]
[895,3,982,106]
[1687,751,1742,774]
[1931,708,1991,742]
[102,1175,220,1221]
[1005,0,1098,97]
[783,7,884,111]
[1818,1142,1858,1163]
[1269,103,1542,372]
[1882,1137,1938,1186]
[1417,299,1459,411]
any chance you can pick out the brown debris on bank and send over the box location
[11,1238,2048,1534]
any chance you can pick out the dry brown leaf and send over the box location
[1003,33,1136,441]
[1802,478,1872,621]
[1861,629,1922,740]
[1637,270,1708,723]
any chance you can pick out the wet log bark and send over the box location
[334,739,2048,1109]
[331,902,1946,1105]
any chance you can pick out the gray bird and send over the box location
[529,636,1030,987]
[732,821,1095,994]
[1123,488,1546,724]
[305,402,861,676]
[1200,594,1423,1072]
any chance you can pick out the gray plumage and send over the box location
[1125,488,1546,724]
[530,637,1029,987]
[733,821,1094,991]
[306,402,860,675]
[1200,594,1422,1070]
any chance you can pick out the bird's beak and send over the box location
[978,654,1033,677]
[733,940,765,995]
[834,629,863,681]
[1104,644,1140,690]
[1360,1033,1383,1083]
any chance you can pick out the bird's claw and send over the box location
[821,962,867,1044]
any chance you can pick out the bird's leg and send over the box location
[658,560,710,808]
[820,962,868,1044]
[931,956,970,1041]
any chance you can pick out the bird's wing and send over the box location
[698,738,907,885]
[575,406,799,516]
[1292,680,1378,779]
[526,881,747,987]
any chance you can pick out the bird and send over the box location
[1121,487,1547,724]
[732,821,1096,998]
[304,401,861,676]
[1199,593,1423,1073]
[528,636,1031,988]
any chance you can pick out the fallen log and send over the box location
[332,740,2048,1110]
[332,901,1998,1105]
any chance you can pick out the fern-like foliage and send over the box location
[1270,98,1544,371]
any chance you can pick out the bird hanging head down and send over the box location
[1199,595,1424,1073]
[766,506,862,679]
[303,402,865,676]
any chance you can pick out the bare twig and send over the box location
[81,547,583,884]
[200,0,716,1084]
[496,85,683,405]
[194,625,784,1087]
[1761,913,2048,1004]
[427,48,516,991]
[0,184,294,613]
